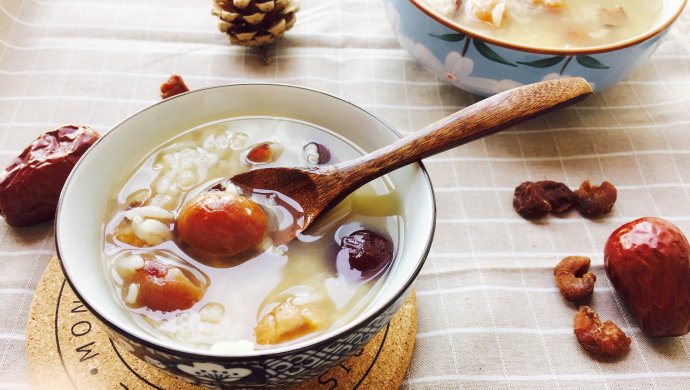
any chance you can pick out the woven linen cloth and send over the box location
[1,1,690,389]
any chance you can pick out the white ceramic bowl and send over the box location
[56,84,435,388]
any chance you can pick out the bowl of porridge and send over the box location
[55,84,435,388]
[384,0,687,95]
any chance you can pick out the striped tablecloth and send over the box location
[1,1,690,388]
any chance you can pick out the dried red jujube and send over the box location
[0,125,100,227]
[303,142,331,164]
[605,217,690,336]
[337,229,394,279]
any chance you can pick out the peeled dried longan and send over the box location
[255,298,329,345]
[133,260,205,312]
[513,180,575,219]
[574,180,617,218]
[554,256,596,301]
[574,306,631,357]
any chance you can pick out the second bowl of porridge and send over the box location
[384,0,687,95]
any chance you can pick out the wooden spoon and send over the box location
[231,77,593,232]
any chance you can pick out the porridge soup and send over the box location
[102,117,401,353]
[422,0,663,48]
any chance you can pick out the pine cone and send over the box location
[212,0,299,47]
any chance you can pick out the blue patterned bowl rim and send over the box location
[408,0,688,54]
[55,83,436,362]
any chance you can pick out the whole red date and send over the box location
[335,229,394,280]
[605,217,690,336]
[0,125,100,226]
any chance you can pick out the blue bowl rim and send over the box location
[406,0,688,55]
[55,82,437,362]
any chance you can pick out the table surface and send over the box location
[1,1,690,389]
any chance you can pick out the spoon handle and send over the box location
[334,77,592,190]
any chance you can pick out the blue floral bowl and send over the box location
[384,0,687,96]
[56,84,435,388]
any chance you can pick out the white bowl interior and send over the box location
[56,84,435,357]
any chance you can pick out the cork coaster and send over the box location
[27,256,417,389]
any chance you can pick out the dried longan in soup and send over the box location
[117,257,206,313]
[469,0,507,27]
[255,298,331,345]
